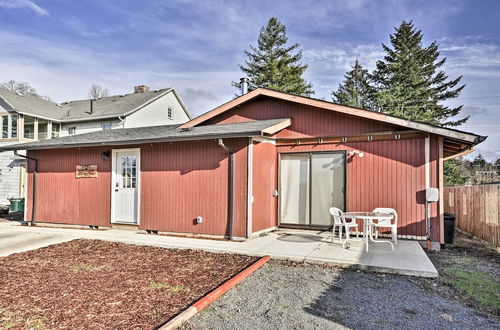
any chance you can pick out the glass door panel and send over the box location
[279,153,310,225]
[310,153,345,226]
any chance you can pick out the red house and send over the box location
[0,88,485,247]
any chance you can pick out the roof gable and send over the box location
[180,88,485,145]
[0,87,192,123]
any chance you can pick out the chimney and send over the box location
[134,85,150,93]
[240,77,249,95]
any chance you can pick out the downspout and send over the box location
[218,139,235,240]
[14,150,37,226]
[424,135,431,251]
[118,115,126,128]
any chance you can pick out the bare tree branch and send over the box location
[1,80,38,96]
[88,84,109,99]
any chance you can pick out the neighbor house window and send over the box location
[101,123,112,130]
[1,115,8,139]
[38,118,48,140]
[11,114,17,138]
[23,115,36,140]
[167,107,173,119]
[68,127,77,135]
[51,122,61,138]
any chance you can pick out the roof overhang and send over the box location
[180,88,486,156]
[0,118,291,152]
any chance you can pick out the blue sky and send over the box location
[0,0,499,159]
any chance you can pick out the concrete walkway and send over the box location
[0,222,438,277]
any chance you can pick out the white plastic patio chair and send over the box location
[330,207,359,244]
[371,207,398,245]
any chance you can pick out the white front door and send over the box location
[112,150,140,224]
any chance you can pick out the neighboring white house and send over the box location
[0,85,191,206]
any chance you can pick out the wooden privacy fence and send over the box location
[444,184,500,247]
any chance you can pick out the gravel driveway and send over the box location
[186,262,499,329]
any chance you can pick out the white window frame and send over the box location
[110,148,141,225]
[167,107,173,120]
[68,126,77,135]
[51,122,61,138]
[0,114,9,139]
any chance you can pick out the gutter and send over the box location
[0,131,265,152]
[217,139,235,240]
[14,151,37,226]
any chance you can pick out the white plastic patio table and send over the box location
[341,212,395,253]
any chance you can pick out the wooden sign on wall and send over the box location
[76,165,98,178]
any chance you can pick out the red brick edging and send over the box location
[160,255,271,329]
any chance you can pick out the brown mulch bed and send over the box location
[0,239,259,329]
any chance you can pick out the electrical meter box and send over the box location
[426,187,439,202]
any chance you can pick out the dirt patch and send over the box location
[413,231,500,319]
[0,239,258,329]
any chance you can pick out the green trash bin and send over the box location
[9,198,25,213]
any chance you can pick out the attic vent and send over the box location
[180,127,192,132]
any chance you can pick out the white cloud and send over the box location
[0,0,48,16]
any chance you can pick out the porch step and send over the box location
[111,223,139,231]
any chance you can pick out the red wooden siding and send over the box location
[206,97,400,138]
[252,140,278,232]
[27,138,249,238]
[208,97,442,241]
[273,138,436,239]
[140,138,248,237]
[26,147,112,227]
[24,95,445,242]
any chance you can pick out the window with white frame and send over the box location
[11,114,17,138]
[101,123,112,130]
[51,122,61,138]
[68,127,77,135]
[167,107,173,119]
[1,115,8,139]
[23,115,36,139]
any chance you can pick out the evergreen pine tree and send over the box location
[444,158,469,186]
[332,60,375,109]
[372,21,467,126]
[233,17,314,96]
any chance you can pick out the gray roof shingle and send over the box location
[0,87,174,122]
[0,118,290,151]
[58,88,172,121]
[0,88,65,120]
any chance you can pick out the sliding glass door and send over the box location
[279,152,346,227]
[279,154,310,225]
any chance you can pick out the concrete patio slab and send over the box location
[0,223,438,277]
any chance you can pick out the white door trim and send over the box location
[110,148,141,225]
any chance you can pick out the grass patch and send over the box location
[69,264,102,273]
[0,309,47,329]
[448,256,474,265]
[375,319,389,326]
[442,268,500,307]
[147,282,167,290]
[169,285,185,293]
